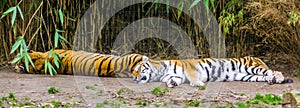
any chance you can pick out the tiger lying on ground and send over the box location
[15,49,149,77]
[133,56,293,87]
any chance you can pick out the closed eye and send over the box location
[141,76,147,80]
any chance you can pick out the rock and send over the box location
[282,91,300,108]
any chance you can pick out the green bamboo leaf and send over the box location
[50,64,57,75]
[59,35,70,45]
[58,8,64,24]
[48,49,53,57]
[11,9,17,26]
[24,53,29,72]
[56,29,65,32]
[20,46,23,56]
[21,38,27,49]
[1,6,16,18]
[189,0,201,10]
[25,52,35,69]
[177,0,184,19]
[16,6,24,20]
[53,53,60,68]
[1,0,7,10]
[210,0,215,10]
[10,37,23,54]
[203,0,209,15]
[166,0,170,14]
[54,31,59,47]
[11,53,22,63]
[47,62,53,75]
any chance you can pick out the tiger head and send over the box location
[133,60,162,84]
[133,61,151,84]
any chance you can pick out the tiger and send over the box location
[15,49,149,77]
[132,56,293,87]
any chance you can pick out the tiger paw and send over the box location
[267,71,284,84]
[166,79,179,88]
[190,81,205,87]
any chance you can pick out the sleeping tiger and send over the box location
[15,49,149,77]
[133,56,293,87]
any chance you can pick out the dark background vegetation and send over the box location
[0,0,299,74]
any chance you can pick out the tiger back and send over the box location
[15,49,149,78]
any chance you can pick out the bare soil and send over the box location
[0,67,299,108]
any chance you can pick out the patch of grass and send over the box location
[254,93,282,105]
[117,88,133,94]
[240,93,245,96]
[1,96,8,101]
[135,101,148,106]
[68,95,73,99]
[96,103,104,108]
[48,87,59,94]
[97,90,104,94]
[103,100,109,104]
[221,93,283,108]
[85,85,96,91]
[50,100,62,107]
[119,98,127,104]
[235,102,249,108]
[163,101,168,106]
[294,69,300,77]
[8,101,18,107]
[185,100,201,107]
[8,93,16,100]
[154,103,160,107]
[219,103,234,108]
[23,96,30,101]
[198,86,206,90]
[152,87,169,96]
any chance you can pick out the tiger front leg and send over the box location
[166,76,184,88]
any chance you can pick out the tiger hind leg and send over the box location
[243,66,286,84]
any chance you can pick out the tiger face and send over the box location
[133,61,154,84]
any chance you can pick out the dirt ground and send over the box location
[0,67,299,108]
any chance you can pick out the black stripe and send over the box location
[244,66,251,75]
[170,76,183,79]
[107,58,114,76]
[130,58,142,72]
[246,75,253,81]
[238,60,242,73]
[117,57,124,72]
[97,56,111,77]
[262,69,267,75]
[198,61,204,70]
[82,55,98,75]
[249,57,253,66]
[231,61,235,71]
[206,60,212,68]
[88,56,103,76]
[161,74,171,81]
[73,54,82,74]
[205,67,210,82]
[240,75,247,81]
[173,62,177,74]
